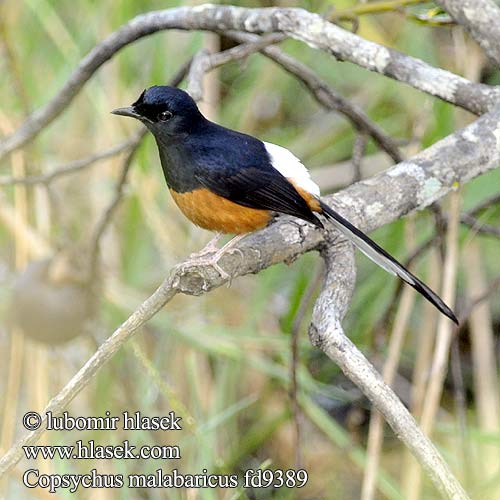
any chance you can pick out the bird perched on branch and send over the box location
[112,86,457,324]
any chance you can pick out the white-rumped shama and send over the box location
[112,86,457,324]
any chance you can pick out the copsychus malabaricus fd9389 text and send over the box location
[112,86,458,324]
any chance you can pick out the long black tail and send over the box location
[319,200,458,324]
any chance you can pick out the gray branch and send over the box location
[436,0,500,67]
[1,5,499,160]
[334,104,500,233]
[309,242,468,499]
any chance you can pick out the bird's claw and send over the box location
[179,234,246,282]
[179,251,231,281]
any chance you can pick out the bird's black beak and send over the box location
[111,106,141,119]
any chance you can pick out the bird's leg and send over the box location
[183,234,246,280]
[189,232,224,258]
[216,234,246,256]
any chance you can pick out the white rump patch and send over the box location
[264,142,321,197]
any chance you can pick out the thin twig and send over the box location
[351,133,369,182]
[468,193,500,216]
[0,133,144,186]
[459,213,500,237]
[187,34,285,102]
[457,275,500,325]
[87,136,142,287]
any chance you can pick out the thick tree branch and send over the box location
[1,5,498,161]
[436,0,500,67]
[308,242,468,500]
[335,104,500,233]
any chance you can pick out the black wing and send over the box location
[194,160,323,228]
[187,122,322,227]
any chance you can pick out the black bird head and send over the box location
[112,86,204,138]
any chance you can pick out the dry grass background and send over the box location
[0,1,499,499]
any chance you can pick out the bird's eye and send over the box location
[158,110,173,122]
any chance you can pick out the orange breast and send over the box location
[169,188,272,234]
